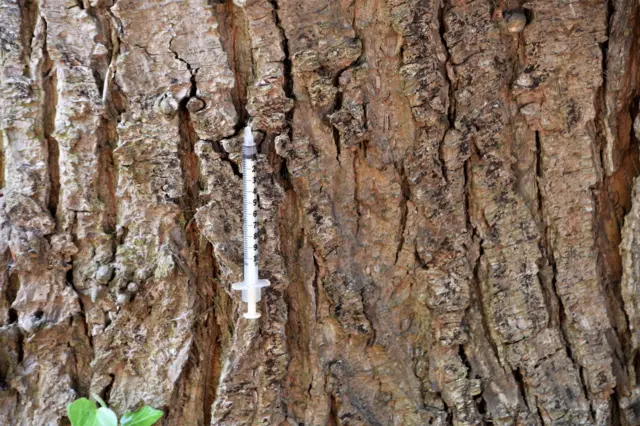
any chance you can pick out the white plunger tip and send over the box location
[243,124,254,147]
[243,310,261,319]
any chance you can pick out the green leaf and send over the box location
[96,407,118,426]
[67,398,97,426]
[120,406,164,426]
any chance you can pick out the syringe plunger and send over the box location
[231,124,270,319]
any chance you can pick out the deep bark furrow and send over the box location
[518,3,620,423]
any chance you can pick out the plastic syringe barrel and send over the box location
[242,142,258,284]
[232,125,270,319]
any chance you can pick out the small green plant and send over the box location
[67,393,163,426]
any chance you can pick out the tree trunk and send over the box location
[1,0,640,424]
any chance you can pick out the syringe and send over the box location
[232,124,270,319]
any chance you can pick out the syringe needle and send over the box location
[231,124,270,319]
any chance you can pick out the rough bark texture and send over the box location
[1,0,640,425]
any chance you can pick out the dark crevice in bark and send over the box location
[394,162,410,265]
[464,140,501,363]
[512,368,531,414]
[327,48,363,165]
[40,17,59,223]
[16,330,24,364]
[81,3,111,95]
[103,5,123,111]
[7,309,18,325]
[580,366,597,422]
[19,0,39,73]
[555,272,586,391]
[170,16,231,421]
[458,344,472,374]
[475,393,487,419]
[592,7,637,403]
[101,374,115,404]
[282,188,314,420]
[353,150,361,237]
[596,0,640,398]
[534,130,587,396]
[278,156,293,192]
[469,247,500,364]
[217,1,251,129]
[176,75,201,226]
[204,263,227,426]
[535,130,561,330]
[68,339,81,396]
[170,42,217,419]
[96,117,118,235]
[600,120,639,380]
[268,0,293,101]
[601,0,613,89]
[612,391,623,426]
[184,237,223,426]
[169,38,205,115]
[95,0,121,234]
[268,0,297,185]
[0,142,3,190]
[327,392,339,426]
[312,248,320,321]
[360,285,377,347]
[65,267,84,315]
[6,271,20,325]
[210,140,242,178]
[438,0,454,128]
[544,240,588,398]
[332,92,343,165]
[264,0,298,230]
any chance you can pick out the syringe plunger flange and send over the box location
[232,124,270,319]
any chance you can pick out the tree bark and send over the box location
[1,0,640,424]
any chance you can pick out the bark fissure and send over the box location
[267,0,293,101]
[394,162,409,265]
[353,150,361,237]
[210,139,243,178]
[41,28,59,221]
[19,0,39,73]
[217,1,250,128]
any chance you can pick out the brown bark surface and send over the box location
[1,0,640,425]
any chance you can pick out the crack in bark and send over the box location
[19,0,39,75]
[332,92,343,165]
[268,0,293,101]
[177,106,199,222]
[353,150,361,238]
[210,139,243,178]
[40,18,59,225]
[438,0,454,128]
[312,246,320,321]
[95,0,122,273]
[532,118,590,423]
[469,243,501,365]
[512,367,530,410]
[534,130,561,331]
[394,162,409,265]
[268,0,297,187]
[218,1,251,129]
